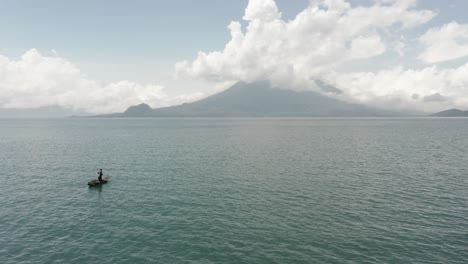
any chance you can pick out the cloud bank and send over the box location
[176,0,468,112]
[0,49,201,114]
[176,0,434,84]
[331,64,468,112]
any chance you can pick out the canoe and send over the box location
[88,176,111,186]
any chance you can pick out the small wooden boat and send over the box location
[88,176,111,186]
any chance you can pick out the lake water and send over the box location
[0,118,467,263]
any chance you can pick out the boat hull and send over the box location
[88,176,111,186]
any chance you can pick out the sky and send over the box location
[1,0,468,113]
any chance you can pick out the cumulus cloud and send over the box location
[176,0,435,88]
[419,22,468,64]
[349,35,386,60]
[244,0,281,22]
[0,49,202,113]
[173,0,468,112]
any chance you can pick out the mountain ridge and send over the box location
[90,81,402,118]
[431,108,468,117]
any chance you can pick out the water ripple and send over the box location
[0,118,467,263]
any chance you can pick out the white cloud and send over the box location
[419,22,468,64]
[349,35,386,59]
[244,0,281,22]
[330,63,468,112]
[176,0,452,111]
[0,49,203,113]
[176,0,435,88]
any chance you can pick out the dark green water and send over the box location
[1,118,467,263]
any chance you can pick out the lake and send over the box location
[0,118,467,263]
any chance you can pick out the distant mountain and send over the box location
[431,109,468,117]
[123,103,154,117]
[91,81,401,118]
[0,105,89,118]
[315,80,343,94]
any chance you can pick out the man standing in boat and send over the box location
[98,169,103,182]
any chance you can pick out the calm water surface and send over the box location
[0,118,467,263]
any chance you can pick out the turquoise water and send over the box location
[1,118,467,263]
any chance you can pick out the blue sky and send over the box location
[0,2,463,47]
[1,0,468,113]
[0,0,310,77]
[1,1,465,57]
[0,0,319,104]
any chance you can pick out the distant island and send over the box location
[87,81,402,118]
[431,109,468,117]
